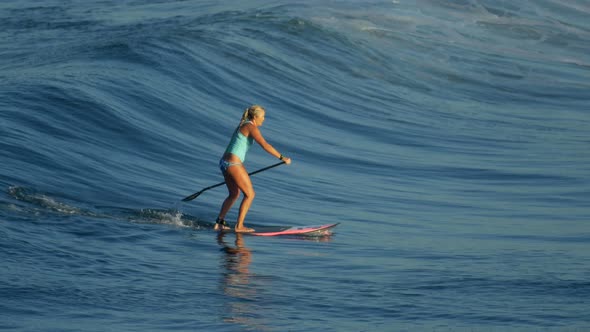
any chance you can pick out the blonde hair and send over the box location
[239,104,265,127]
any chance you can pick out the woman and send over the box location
[215,105,291,232]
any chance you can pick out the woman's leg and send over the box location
[225,165,255,232]
[216,171,240,230]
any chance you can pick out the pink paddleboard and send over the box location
[234,223,339,236]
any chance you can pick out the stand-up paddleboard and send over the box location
[224,223,339,236]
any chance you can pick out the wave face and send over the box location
[1,1,589,330]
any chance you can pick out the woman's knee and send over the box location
[243,189,255,200]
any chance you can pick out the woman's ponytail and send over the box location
[238,105,265,128]
[239,107,251,127]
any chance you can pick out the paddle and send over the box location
[181,161,286,202]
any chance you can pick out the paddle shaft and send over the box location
[182,161,286,201]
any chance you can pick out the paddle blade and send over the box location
[182,191,202,202]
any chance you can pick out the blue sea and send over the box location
[1,0,589,331]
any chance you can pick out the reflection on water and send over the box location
[216,232,335,330]
[286,234,336,243]
[217,233,268,330]
[218,233,253,297]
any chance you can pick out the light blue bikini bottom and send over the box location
[219,159,242,172]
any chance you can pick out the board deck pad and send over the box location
[226,223,339,236]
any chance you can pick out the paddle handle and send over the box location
[244,161,285,176]
[182,161,286,202]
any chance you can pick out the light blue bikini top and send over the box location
[224,121,254,162]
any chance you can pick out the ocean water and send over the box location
[1,0,589,331]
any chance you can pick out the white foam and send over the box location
[133,208,189,228]
[8,186,81,215]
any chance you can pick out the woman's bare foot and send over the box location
[215,218,231,231]
[214,224,230,231]
[235,226,255,233]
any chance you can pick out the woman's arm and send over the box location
[245,124,291,163]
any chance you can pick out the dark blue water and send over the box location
[1,0,589,330]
